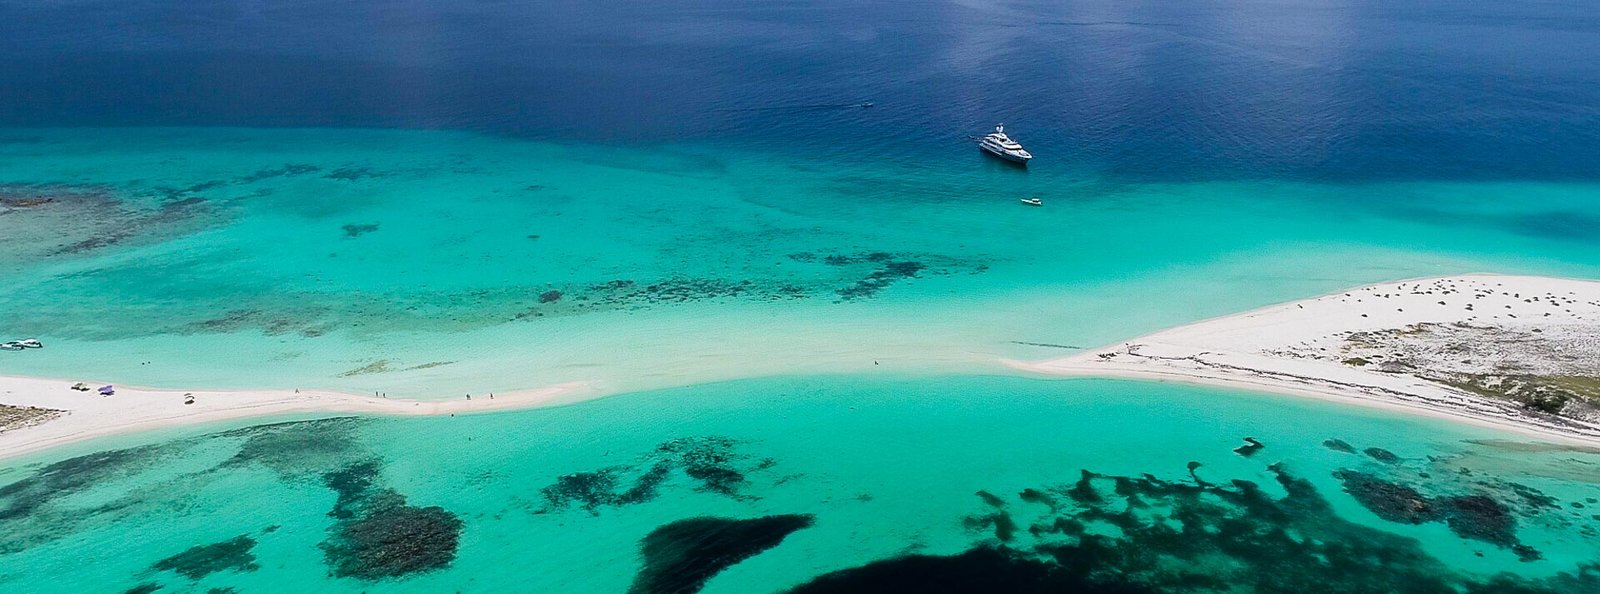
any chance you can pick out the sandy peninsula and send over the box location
[0,375,590,462]
[1012,275,1600,443]
[4,274,1598,461]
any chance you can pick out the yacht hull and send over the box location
[980,144,1031,164]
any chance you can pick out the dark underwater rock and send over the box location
[964,491,1019,542]
[542,468,623,513]
[322,460,383,519]
[238,163,320,183]
[976,490,1006,508]
[1335,470,1534,555]
[629,515,813,594]
[837,260,926,300]
[1510,544,1544,563]
[1503,482,1561,510]
[1232,437,1265,457]
[1437,494,1518,548]
[658,436,750,497]
[538,436,775,515]
[1017,488,1057,511]
[618,461,672,505]
[341,223,379,238]
[1064,470,1101,504]
[1364,447,1402,463]
[152,535,259,579]
[1322,439,1356,453]
[324,166,385,181]
[1334,469,1438,524]
[987,512,1019,542]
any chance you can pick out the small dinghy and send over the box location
[1020,197,1042,206]
[18,338,42,348]
[0,342,24,351]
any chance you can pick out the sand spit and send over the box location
[4,274,1598,461]
[1013,275,1600,444]
[0,375,590,462]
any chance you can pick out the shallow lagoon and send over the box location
[4,127,1599,399]
[1,376,1596,593]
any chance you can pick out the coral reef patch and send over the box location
[0,443,168,523]
[537,436,779,515]
[790,459,1599,593]
[218,417,367,478]
[151,535,260,580]
[317,462,465,580]
[0,419,367,555]
[0,183,223,262]
[1334,469,1535,559]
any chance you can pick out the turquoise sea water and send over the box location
[2,376,1598,593]
[5,0,1600,591]
[3,127,1599,397]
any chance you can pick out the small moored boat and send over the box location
[979,124,1032,164]
[18,338,42,348]
[1020,197,1042,206]
[0,342,22,351]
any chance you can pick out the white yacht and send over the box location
[979,124,1032,164]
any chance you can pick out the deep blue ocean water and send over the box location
[4,0,1600,182]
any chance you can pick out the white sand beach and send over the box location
[4,274,1598,461]
[1012,275,1600,444]
[0,375,591,462]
